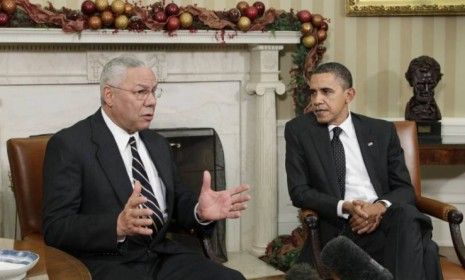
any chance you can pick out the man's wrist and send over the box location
[375,200,389,212]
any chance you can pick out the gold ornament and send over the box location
[300,22,313,35]
[111,0,125,15]
[100,10,114,27]
[115,14,129,29]
[237,16,251,32]
[179,12,193,28]
[1,0,17,15]
[124,3,134,16]
[95,0,109,12]
[88,15,102,30]
[302,35,316,48]
[236,1,249,15]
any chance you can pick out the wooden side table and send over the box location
[0,238,91,280]
[419,144,465,165]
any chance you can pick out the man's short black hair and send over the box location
[311,62,353,89]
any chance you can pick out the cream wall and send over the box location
[31,0,465,120]
[26,0,465,247]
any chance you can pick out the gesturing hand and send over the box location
[116,181,154,238]
[196,171,251,221]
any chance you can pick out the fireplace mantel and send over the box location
[0,29,299,259]
[0,28,300,45]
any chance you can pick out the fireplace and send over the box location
[0,29,298,257]
[156,128,227,262]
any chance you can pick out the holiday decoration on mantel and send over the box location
[1,0,329,115]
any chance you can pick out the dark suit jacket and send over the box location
[43,110,213,272]
[285,112,416,246]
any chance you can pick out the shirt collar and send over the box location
[327,112,356,139]
[101,108,139,151]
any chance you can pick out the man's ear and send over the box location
[345,88,356,104]
[102,86,113,107]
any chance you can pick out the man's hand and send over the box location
[349,200,387,234]
[116,181,154,238]
[197,171,251,221]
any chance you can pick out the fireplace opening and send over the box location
[156,127,227,262]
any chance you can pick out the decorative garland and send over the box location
[0,0,329,115]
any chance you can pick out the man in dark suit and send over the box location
[43,55,250,280]
[285,62,442,279]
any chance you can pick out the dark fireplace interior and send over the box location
[156,128,227,262]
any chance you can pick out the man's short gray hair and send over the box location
[99,55,146,103]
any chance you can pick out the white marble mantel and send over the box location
[0,29,300,257]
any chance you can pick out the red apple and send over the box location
[312,14,323,28]
[152,3,164,14]
[253,1,265,17]
[296,10,312,23]
[0,12,9,26]
[316,29,327,42]
[153,11,167,22]
[81,0,97,16]
[166,16,180,31]
[236,1,249,15]
[165,3,179,16]
[320,21,328,31]
[245,6,258,21]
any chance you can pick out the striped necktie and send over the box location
[128,136,165,233]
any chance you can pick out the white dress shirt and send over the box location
[101,109,208,228]
[330,113,391,219]
[102,109,168,220]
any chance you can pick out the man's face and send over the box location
[412,68,437,104]
[309,73,355,125]
[103,67,158,133]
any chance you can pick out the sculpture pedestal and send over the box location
[417,121,442,144]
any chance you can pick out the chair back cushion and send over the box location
[7,135,51,239]
[393,121,421,198]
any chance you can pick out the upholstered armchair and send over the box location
[7,135,217,261]
[299,121,465,279]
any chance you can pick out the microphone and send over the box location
[285,263,321,280]
[321,236,393,280]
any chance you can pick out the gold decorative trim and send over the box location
[346,0,465,16]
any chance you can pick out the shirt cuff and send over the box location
[377,199,392,208]
[194,203,213,225]
[337,200,349,219]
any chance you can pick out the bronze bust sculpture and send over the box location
[405,55,443,122]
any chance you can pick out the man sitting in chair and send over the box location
[42,55,250,280]
[285,62,442,280]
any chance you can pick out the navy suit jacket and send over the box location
[285,112,416,245]
[43,110,213,270]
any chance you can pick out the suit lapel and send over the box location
[90,110,132,206]
[306,115,340,197]
[352,113,382,195]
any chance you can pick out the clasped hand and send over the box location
[344,200,387,235]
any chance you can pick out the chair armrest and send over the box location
[23,233,44,243]
[417,196,465,268]
[298,209,331,279]
[299,209,319,230]
[416,196,460,222]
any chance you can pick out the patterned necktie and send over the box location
[331,127,346,199]
[128,136,165,233]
